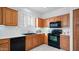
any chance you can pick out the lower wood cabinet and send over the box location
[0,39,10,51]
[26,35,33,50]
[37,34,44,45]
[0,43,10,51]
[60,35,70,51]
[44,34,48,45]
[25,34,44,50]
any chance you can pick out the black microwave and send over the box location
[50,21,61,28]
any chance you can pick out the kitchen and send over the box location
[0,7,79,51]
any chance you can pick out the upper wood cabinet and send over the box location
[36,18,48,27]
[61,14,69,27]
[48,16,61,23]
[43,19,49,27]
[3,7,18,26]
[0,8,3,25]
[49,17,55,22]
[54,16,61,22]
[0,7,18,26]
[37,18,44,27]
[45,14,69,28]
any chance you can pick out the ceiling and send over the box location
[27,7,62,14]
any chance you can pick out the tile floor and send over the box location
[31,44,65,51]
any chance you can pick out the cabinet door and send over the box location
[37,34,44,45]
[3,8,12,25]
[11,10,18,26]
[40,35,44,45]
[0,39,10,51]
[32,35,39,47]
[43,19,49,27]
[60,35,70,51]
[73,9,79,51]
[3,7,18,26]
[49,17,55,23]
[44,34,48,45]
[0,42,10,51]
[61,14,69,27]
[54,16,61,22]
[0,8,3,25]
[26,36,33,50]
[38,18,44,27]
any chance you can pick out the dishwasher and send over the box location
[10,36,25,51]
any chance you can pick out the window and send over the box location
[23,14,36,28]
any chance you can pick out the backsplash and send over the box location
[0,25,37,35]
[36,27,70,35]
[62,27,70,35]
[0,26,25,34]
[0,25,70,36]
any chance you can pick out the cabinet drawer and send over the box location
[0,39,9,44]
[0,43,10,51]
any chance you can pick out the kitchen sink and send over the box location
[23,33,36,35]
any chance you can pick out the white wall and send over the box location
[41,7,78,18]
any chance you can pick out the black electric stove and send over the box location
[48,30,62,49]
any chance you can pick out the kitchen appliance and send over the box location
[50,21,61,28]
[48,30,62,49]
[10,37,25,51]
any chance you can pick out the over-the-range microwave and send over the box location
[50,21,61,28]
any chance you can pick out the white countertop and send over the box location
[0,33,45,39]
[0,32,70,39]
[0,33,26,39]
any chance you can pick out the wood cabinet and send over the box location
[0,7,18,26]
[0,8,2,25]
[45,14,69,28]
[25,34,44,50]
[37,34,44,45]
[44,34,48,45]
[43,19,49,27]
[54,16,61,22]
[26,35,33,50]
[60,35,70,51]
[0,39,10,51]
[61,14,69,27]
[3,7,18,26]
[73,9,79,51]
[36,18,49,27]
[37,18,44,27]
[49,17,55,23]
[48,16,61,23]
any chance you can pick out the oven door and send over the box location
[48,34,60,49]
